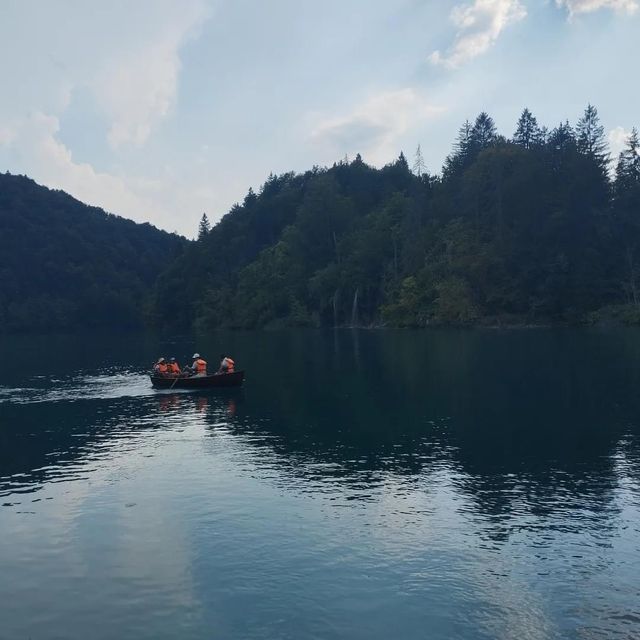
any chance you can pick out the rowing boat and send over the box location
[150,371,245,389]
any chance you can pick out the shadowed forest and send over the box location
[153,105,640,331]
[2,105,640,333]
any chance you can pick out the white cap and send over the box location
[192,353,200,359]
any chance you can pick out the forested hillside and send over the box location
[0,173,185,332]
[152,105,640,330]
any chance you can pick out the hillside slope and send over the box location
[0,173,186,332]
[151,108,640,330]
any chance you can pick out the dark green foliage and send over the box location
[0,173,185,332]
[197,213,211,239]
[576,104,609,171]
[6,104,640,334]
[149,105,640,330]
[513,108,543,149]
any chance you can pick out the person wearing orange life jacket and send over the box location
[218,354,235,374]
[167,357,181,375]
[153,357,168,375]
[190,353,207,376]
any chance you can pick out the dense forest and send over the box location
[0,173,185,332]
[2,105,640,334]
[152,105,640,331]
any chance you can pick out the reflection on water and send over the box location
[0,329,639,639]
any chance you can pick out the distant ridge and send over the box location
[0,172,186,332]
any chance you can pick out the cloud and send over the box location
[429,0,527,69]
[94,2,211,149]
[110,2,210,149]
[309,89,445,165]
[0,111,216,236]
[556,0,639,17]
[608,126,631,161]
[0,1,211,151]
[0,124,16,146]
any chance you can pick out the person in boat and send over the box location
[167,357,181,376]
[153,357,168,375]
[217,354,235,374]
[187,353,207,377]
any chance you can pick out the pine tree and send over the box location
[548,121,575,153]
[396,152,409,170]
[243,187,258,207]
[576,104,608,169]
[412,144,426,177]
[443,120,473,177]
[513,108,542,149]
[198,213,211,240]
[470,112,497,150]
[615,128,640,191]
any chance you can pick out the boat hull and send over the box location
[150,371,245,389]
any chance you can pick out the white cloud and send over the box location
[557,0,638,17]
[0,1,211,152]
[1,111,217,236]
[309,89,445,165]
[608,126,631,161]
[95,3,210,149]
[429,0,527,69]
[0,124,16,146]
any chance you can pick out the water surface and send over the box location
[1,329,639,639]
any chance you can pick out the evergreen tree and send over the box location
[443,120,473,177]
[615,128,640,191]
[513,108,542,149]
[576,104,608,169]
[470,112,497,151]
[412,144,426,177]
[456,120,473,156]
[243,187,258,207]
[198,213,211,239]
[548,121,575,154]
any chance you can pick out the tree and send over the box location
[576,104,608,169]
[412,144,426,177]
[443,120,473,177]
[548,121,576,156]
[615,128,640,191]
[513,108,542,149]
[470,112,497,151]
[198,213,211,239]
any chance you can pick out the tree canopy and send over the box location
[4,104,640,334]
[150,105,640,330]
[0,173,185,332]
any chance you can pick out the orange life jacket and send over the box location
[156,363,168,374]
[224,357,235,373]
[194,358,207,374]
[168,363,180,374]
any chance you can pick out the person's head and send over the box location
[170,357,176,363]
[192,353,200,359]
[157,357,165,363]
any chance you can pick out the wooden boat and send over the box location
[150,371,245,389]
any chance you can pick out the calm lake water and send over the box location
[1,329,639,639]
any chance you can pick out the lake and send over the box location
[1,329,639,639]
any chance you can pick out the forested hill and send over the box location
[0,173,185,332]
[152,106,640,331]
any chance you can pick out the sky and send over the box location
[0,0,639,237]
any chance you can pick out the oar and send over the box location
[169,373,180,390]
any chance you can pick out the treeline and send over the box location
[0,173,185,332]
[152,105,640,330]
[3,105,640,334]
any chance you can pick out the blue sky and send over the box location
[0,0,638,237]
